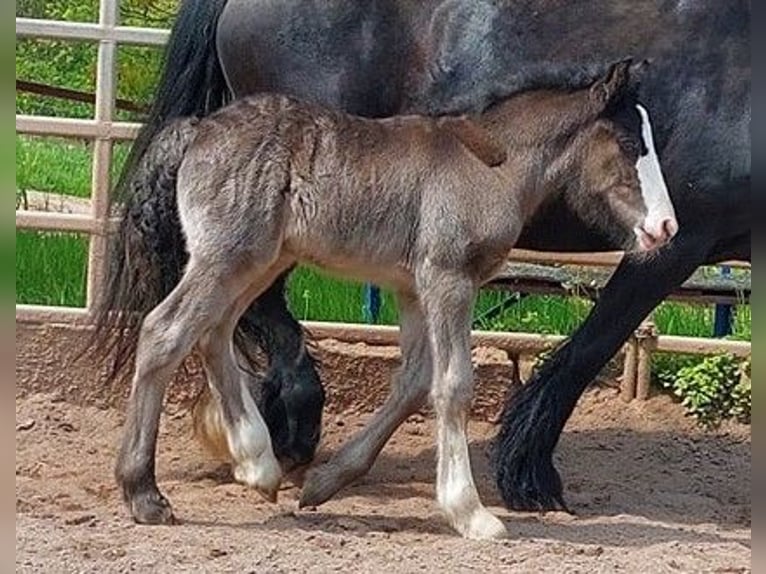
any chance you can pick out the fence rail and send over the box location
[15,4,750,402]
[16,16,169,45]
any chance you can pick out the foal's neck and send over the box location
[476,89,593,145]
[474,89,592,216]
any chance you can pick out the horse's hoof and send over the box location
[129,491,175,525]
[457,508,508,540]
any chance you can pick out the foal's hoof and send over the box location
[233,459,282,504]
[452,507,508,540]
[468,511,508,540]
[255,484,279,504]
[129,491,175,525]
[298,466,344,509]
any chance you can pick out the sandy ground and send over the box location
[16,372,750,574]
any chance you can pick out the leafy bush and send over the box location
[657,354,751,428]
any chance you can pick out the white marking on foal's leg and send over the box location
[635,104,678,242]
[423,277,507,539]
[434,364,507,540]
[228,374,282,502]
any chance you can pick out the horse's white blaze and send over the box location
[635,104,678,243]
[228,376,282,496]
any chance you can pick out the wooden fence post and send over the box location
[621,337,639,402]
[85,0,118,316]
[635,315,658,400]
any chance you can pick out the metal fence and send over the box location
[15,1,750,400]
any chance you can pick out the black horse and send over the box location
[97,0,750,513]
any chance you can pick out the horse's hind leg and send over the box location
[196,261,295,502]
[300,292,431,508]
[116,258,246,524]
[419,268,507,539]
[241,276,325,468]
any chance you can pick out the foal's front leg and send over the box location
[420,270,507,539]
[299,292,431,507]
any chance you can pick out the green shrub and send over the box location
[657,354,751,428]
[729,357,751,424]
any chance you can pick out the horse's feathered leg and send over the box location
[242,274,325,470]
[299,292,430,508]
[492,229,716,511]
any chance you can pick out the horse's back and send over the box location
[217,0,749,194]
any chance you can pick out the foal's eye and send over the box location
[618,135,640,156]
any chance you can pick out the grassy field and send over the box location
[16,136,751,340]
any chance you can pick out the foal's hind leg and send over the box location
[420,269,507,539]
[300,292,431,508]
[197,261,295,502]
[116,259,246,524]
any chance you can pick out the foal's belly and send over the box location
[295,250,415,294]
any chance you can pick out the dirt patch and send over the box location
[16,341,750,573]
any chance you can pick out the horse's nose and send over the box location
[645,216,678,245]
[662,218,679,240]
[636,216,678,251]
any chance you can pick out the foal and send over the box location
[116,60,677,539]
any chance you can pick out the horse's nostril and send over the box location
[662,218,679,240]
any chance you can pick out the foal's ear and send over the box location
[438,117,507,168]
[590,58,634,109]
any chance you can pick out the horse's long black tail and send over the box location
[91,117,200,379]
[89,0,230,379]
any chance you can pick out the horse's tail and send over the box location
[128,0,229,153]
[113,0,229,205]
[90,117,200,379]
[88,0,229,380]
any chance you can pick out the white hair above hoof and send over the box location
[191,388,233,462]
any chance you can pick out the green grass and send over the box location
[287,270,594,334]
[16,136,93,198]
[16,231,88,307]
[654,300,751,341]
[286,267,399,324]
[473,291,593,335]
[16,136,132,200]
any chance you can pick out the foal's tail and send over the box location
[89,118,200,380]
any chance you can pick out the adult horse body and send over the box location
[98,0,750,513]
